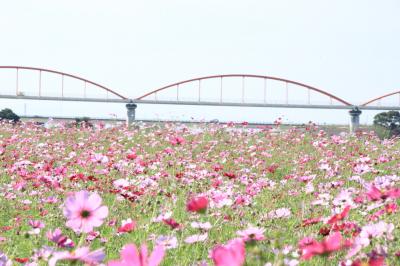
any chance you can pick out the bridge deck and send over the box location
[1,95,399,111]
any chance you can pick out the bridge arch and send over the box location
[0,66,127,99]
[136,74,352,106]
[361,90,400,106]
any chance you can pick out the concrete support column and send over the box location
[349,107,362,133]
[126,101,137,126]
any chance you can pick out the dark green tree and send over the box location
[74,117,93,128]
[0,108,20,122]
[373,111,400,138]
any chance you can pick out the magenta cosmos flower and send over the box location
[186,196,208,213]
[108,243,165,266]
[63,190,109,233]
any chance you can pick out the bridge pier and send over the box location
[126,101,137,126]
[349,107,362,133]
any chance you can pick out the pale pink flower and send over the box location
[353,163,371,174]
[152,211,172,223]
[190,221,212,230]
[91,153,109,164]
[42,196,58,204]
[304,183,314,194]
[0,251,12,266]
[32,246,54,263]
[63,190,109,233]
[28,219,45,235]
[108,243,165,266]
[298,175,315,182]
[268,208,291,219]
[377,155,390,163]
[211,238,245,266]
[284,258,299,266]
[236,226,265,242]
[347,221,394,258]
[184,233,208,244]
[49,246,105,266]
[332,191,356,209]
[155,235,178,250]
[113,179,130,188]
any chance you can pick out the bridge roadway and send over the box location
[1,94,400,111]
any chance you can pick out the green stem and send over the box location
[77,233,86,247]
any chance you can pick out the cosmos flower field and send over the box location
[0,121,399,266]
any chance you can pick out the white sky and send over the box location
[1,0,400,124]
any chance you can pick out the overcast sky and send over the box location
[1,0,399,124]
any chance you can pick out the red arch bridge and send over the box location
[0,66,399,132]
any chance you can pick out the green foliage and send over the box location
[373,111,400,138]
[74,117,93,128]
[75,116,91,123]
[374,125,392,140]
[0,108,20,122]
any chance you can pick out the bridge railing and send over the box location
[0,66,127,100]
[361,90,400,107]
[136,74,352,107]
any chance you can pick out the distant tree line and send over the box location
[74,117,93,128]
[374,110,400,138]
[0,108,20,122]
[0,108,94,128]
[0,106,399,138]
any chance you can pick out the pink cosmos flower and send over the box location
[49,246,105,266]
[236,226,265,242]
[63,190,109,233]
[327,205,351,224]
[299,232,343,260]
[211,238,246,266]
[126,152,137,160]
[28,219,45,235]
[118,218,136,233]
[351,257,385,266]
[169,136,185,145]
[108,243,165,266]
[163,147,174,154]
[385,203,397,214]
[47,228,75,248]
[366,186,388,201]
[366,186,400,201]
[162,218,181,230]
